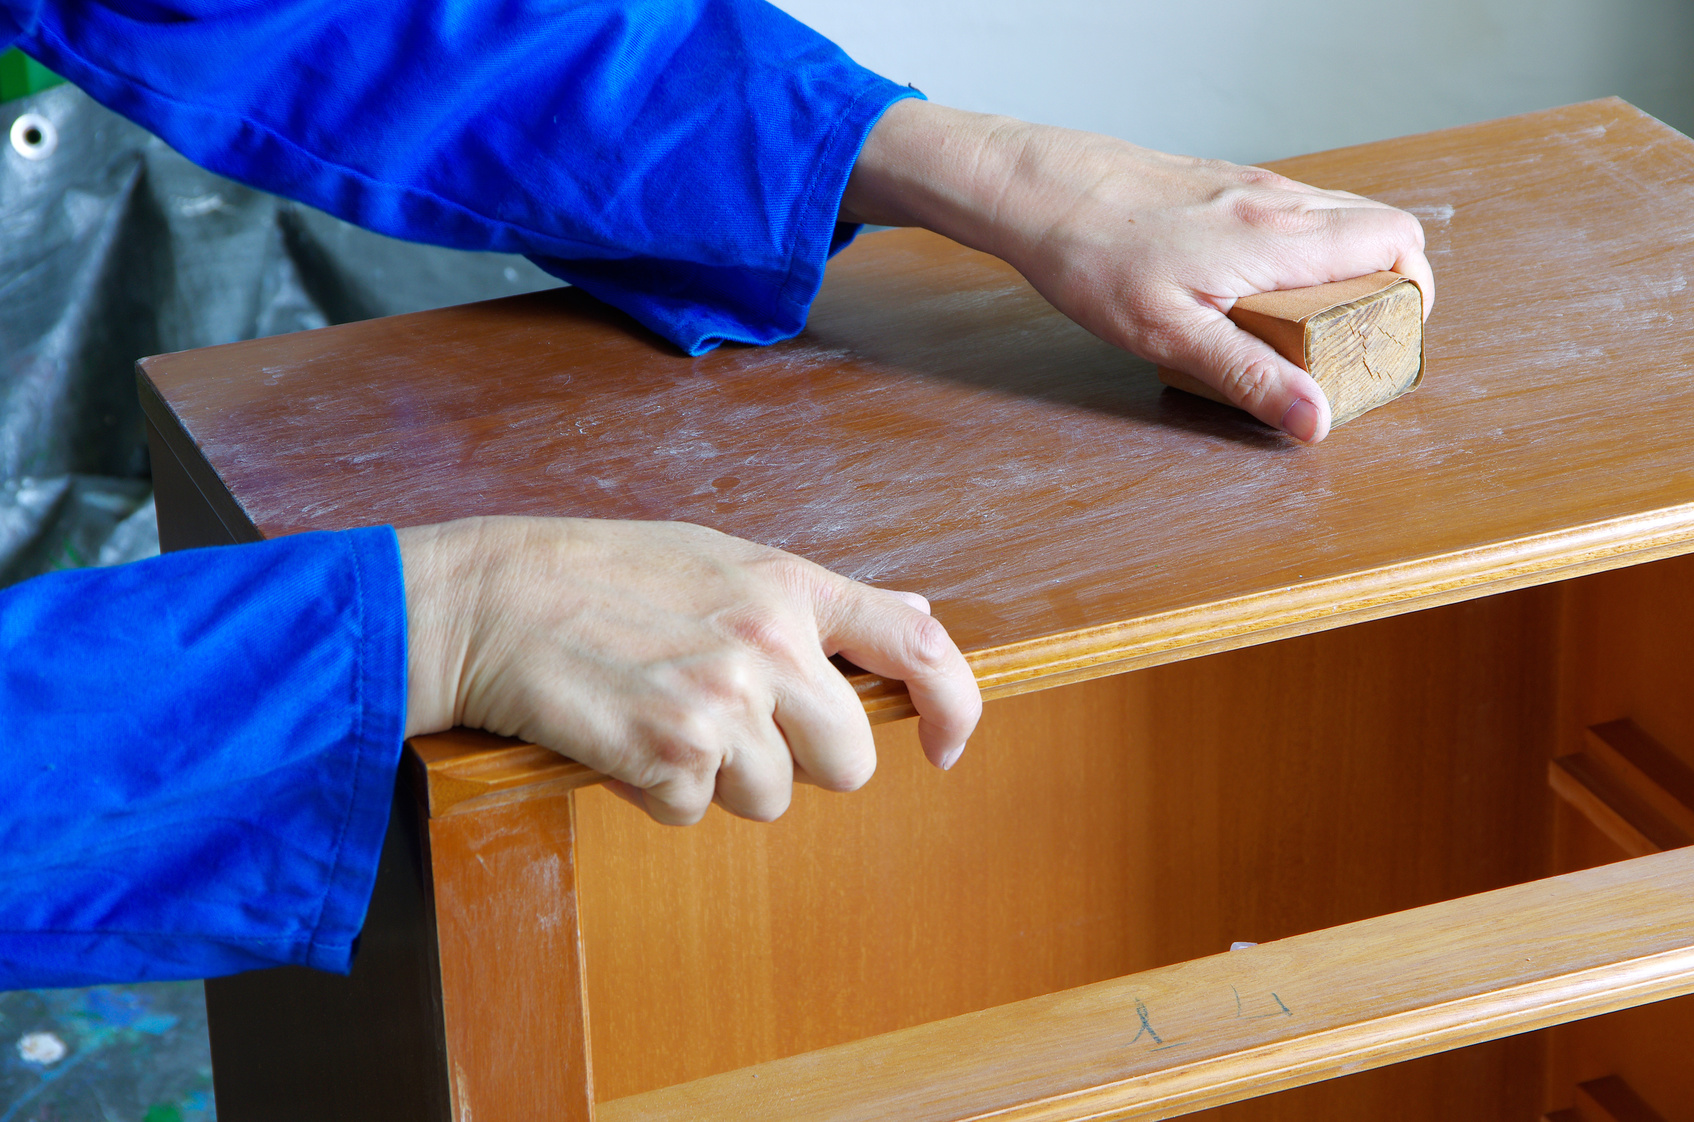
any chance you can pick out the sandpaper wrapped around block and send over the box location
[1158,271,1425,427]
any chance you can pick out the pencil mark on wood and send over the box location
[1249,992,1294,1019]
[1129,999,1163,1046]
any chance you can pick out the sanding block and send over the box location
[1158,271,1425,427]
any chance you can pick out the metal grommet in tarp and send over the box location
[10,111,56,160]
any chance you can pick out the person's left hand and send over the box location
[399,516,981,825]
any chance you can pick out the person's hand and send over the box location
[398,517,981,825]
[841,100,1435,444]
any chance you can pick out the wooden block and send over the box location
[1158,271,1425,426]
[1576,1074,1671,1122]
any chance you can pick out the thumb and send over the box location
[1163,310,1332,443]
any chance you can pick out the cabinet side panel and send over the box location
[147,418,243,551]
[205,778,452,1122]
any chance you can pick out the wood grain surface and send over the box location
[594,847,1694,1122]
[427,788,595,1122]
[1549,721,1694,856]
[138,98,1694,739]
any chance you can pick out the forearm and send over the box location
[841,101,1041,261]
[17,0,917,355]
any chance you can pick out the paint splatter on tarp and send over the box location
[0,982,213,1121]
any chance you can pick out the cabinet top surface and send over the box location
[142,98,1694,697]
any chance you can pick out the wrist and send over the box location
[397,521,481,738]
[841,100,1047,263]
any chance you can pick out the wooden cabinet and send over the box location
[141,98,1694,1120]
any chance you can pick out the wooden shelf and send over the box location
[597,850,1694,1122]
[1550,722,1694,857]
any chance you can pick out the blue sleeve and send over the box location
[0,528,408,991]
[2,0,921,355]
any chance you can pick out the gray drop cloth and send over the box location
[1,83,561,586]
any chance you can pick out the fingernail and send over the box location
[892,590,931,614]
[941,743,965,771]
[1280,397,1320,442]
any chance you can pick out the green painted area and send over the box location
[144,1104,186,1122]
[0,48,62,102]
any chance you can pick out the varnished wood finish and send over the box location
[139,97,1694,749]
[596,848,1694,1122]
[1583,721,1694,840]
[1545,557,1694,1119]
[411,728,604,817]
[424,781,595,1122]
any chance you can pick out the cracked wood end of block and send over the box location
[1157,271,1425,427]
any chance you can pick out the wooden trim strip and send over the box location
[598,849,1694,1122]
[856,503,1694,721]
[1550,722,1694,858]
[428,788,596,1121]
[1584,721,1694,839]
[418,508,1694,804]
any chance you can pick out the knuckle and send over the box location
[642,708,722,777]
[815,752,877,794]
[1233,164,1285,188]
[1220,358,1282,411]
[749,549,816,592]
[1396,208,1428,248]
[1227,190,1317,236]
[727,785,792,823]
[721,609,804,667]
[902,612,956,672]
[703,645,763,698]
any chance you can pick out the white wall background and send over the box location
[773,0,1694,165]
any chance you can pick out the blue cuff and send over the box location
[0,526,408,989]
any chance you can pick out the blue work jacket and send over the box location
[0,0,916,990]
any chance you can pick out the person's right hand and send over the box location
[397,517,982,825]
[841,100,1435,444]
